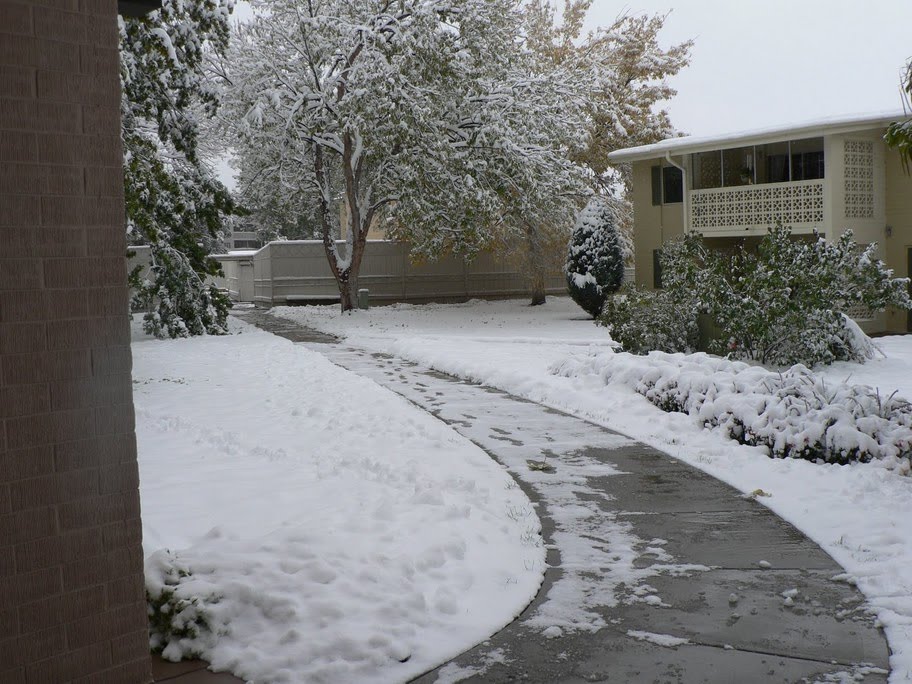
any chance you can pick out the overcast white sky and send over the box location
[227,1,912,144]
[582,1,912,137]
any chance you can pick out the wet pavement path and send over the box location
[234,309,890,683]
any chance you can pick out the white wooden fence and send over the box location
[216,240,567,306]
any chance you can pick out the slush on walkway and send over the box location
[235,308,890,683]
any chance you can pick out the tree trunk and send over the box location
[525,221,547,306]
[338,271,358,312]
[336,131,372,313]
[313,137,372,313]
[313,145,351,311]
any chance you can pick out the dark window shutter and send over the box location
[651,166,662,206]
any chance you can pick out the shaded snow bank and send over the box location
[272,298,912,681]
[134,320,544,683]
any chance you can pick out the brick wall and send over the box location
[0,0,151,681]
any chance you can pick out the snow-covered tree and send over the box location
[505,2,689,305]
[886,58,912,168]
[614,227,912,366]
[524,1,692,190]
[565,198,625,317]
[121,0,237,338]
[217,0,590,311]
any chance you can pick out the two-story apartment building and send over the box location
[607,111,912,333]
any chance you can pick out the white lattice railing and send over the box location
[689,179,824,235]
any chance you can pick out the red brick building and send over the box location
[1,0,152,680]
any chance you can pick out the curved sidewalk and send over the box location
[238,309,891,683]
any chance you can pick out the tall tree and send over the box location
[524,1,692,190]
[218,0,589,311]
[512,1,690,304]
[121,0,237,338]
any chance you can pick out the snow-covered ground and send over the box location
[133,318,545,683]
[274,297,912,681]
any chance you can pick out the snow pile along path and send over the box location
[133,320,544,684]
[273,297,912,681]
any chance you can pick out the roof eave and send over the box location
[607,113,906,164]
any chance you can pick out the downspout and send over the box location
[665,152,689,234]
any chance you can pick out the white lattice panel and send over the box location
[690,180,824,233]
[844,304,875,322]
[844,140,874,219]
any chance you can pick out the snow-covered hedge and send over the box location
[552,351,912,469]
[599,227,911,367]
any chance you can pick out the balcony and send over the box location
[689,178,824,236]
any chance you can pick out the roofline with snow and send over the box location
[606,110,907,163]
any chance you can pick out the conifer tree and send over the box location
[121,0,237,338]
[566,199,625,318]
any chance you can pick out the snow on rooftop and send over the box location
[607,109,908,162]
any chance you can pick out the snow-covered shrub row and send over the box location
[552,351,912,468]
[599,284,699,354]
[599,227,911,367]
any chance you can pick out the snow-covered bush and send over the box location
[599,285,699,354]
[552,351,912,468]
[696,227,910,366]
[146,551,217,661]
[606,227,910,367]
[598,234,703,354]
[566,199,625,317]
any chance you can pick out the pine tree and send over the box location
[566,199,625,318]
[121,0,237,338]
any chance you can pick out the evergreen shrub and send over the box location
[566,199,625,317]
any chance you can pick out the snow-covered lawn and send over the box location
[133,318,545,683]
[274,297,912,681]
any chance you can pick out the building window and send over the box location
[692,137,825,189]
[651,166,662,205]
[723,146,755,186]
[651,165,683,204]
[790,138,825,181]
[662,166,683,204]
[756,141,790,184]
[692,150,722,189]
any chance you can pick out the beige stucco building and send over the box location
[607,111,912,334]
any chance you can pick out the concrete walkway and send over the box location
[234,308,890,683]
[152,655,242,683]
